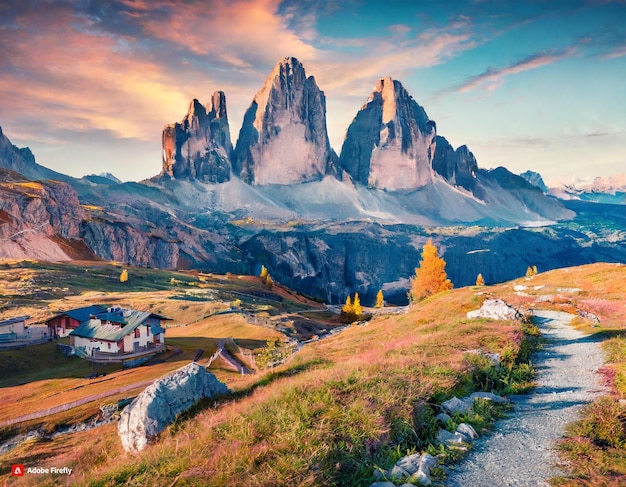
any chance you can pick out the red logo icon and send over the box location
[11,464,25,476]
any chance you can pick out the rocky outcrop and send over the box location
[80,219,180,269]
[0,126,69,182]
[0,169,94,260]
[118,362,229,453]
[233,57,336,185]
[432,136,479,194]
[339,77,436,190]
[162,92,233,183]
[467,299,522,320]
[520,170,548,193]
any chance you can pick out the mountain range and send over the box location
[1,57,625,303]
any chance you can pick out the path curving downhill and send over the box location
[445,310,607,486]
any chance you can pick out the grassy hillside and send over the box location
[0,262,625,486]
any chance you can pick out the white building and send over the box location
[69,308,168,363]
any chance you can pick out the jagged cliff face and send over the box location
[162,92,232,183]
[520,170,548,193]
[0,169,94,260]
[0,126,68,182]
[233,57,336,185]
[339,77,436,191]
[432,136,478,193]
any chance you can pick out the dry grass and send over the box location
[0,281,532,486]
[0,262,624,486]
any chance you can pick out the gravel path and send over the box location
[445,310,607,486]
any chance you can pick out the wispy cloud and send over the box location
[601,45,626,59]
[444,48,579,96]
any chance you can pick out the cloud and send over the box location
[308,19,478,95]
[443,48,579,96]
[601,45,626,59]
[388,24,411,35]
[0,2,202,144]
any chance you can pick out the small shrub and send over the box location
[567,397,626,449]
[476,273,485,286]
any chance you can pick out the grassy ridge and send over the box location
[0,262,624,486]
[4,286,537,486]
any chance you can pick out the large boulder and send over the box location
[467,298,522,321]
[118,362,229,452]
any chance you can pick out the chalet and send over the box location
[46,305,108,338]
[0,315,48,349]
[69,308,169,364]
[0,316,28,343]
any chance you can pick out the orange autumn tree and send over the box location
[410,239,453,302]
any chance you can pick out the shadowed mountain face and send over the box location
[161,92,233,183]
[339,77,436,190]
[0,127,70,183]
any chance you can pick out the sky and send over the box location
[0,0,624,185]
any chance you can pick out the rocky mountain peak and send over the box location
[161,91,232,183]
[338,77,437,190]
[0,126,68,182]
[211,91,227,119]
[520,170,548,193]
[233,57,336,185]
[432,137,479,193]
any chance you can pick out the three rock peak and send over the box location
[161,57,469,191]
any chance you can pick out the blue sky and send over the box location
[0,0,624,184]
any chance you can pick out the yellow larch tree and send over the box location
[342,295,353,314]
[410,239,453,302]
[352,292,362,317]
[375,289,384,308]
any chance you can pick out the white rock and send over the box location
[436,429,467,446]
[435,412,451,424]
[469,391,508,404]
[467,299,522,321]
[409,468,432,485]
[390,465,410,479]
[419,453,438,471]
[395,452,421,475]
[118,362,229,452]
[441,396,472,414]
[456,422,478,441]
[369,482,395,487]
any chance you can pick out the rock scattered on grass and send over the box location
[467,299,522,320]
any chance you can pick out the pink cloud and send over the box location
[137,0,318,65]
[0,4,220,142]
